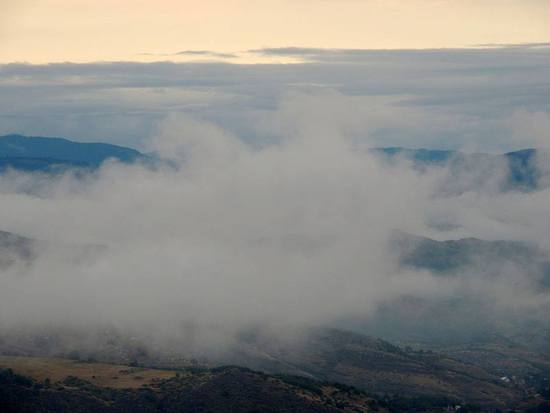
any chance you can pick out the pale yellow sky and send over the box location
[1,0,550,63]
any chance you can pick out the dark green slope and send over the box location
[0,366,385,413]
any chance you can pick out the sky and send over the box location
[2,0,550,63]
[1,0,549,152]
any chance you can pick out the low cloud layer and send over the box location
[0,111,437,329]
[1,47,549,151]
[0,100,549,354]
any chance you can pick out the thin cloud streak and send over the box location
[140,50,238,59]
[474,42,550,49]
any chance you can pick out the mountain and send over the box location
[1,224,549,411]
[0,324,530,411]
[0,231,37,269]
[224,327,527,410]
[0,230,104,271]
[0,157,90,174]
[1,136,544,192]
[0,358,390,413]
[373,147,460,165]
[392,231,550,282]
[372,147,546,192]
[352,232,550,350]
[0,135,146,172]
[1,228,548,408]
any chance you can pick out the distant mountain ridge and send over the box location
[0,135,546,192]
[391,230,550,279]
[372,147,544,191]
[0,134,146,172]
[0,230,36,269]
[373,147,538,166]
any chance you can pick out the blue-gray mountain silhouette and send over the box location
[0,136,544,193]
[0,134,146,172]
[373,147,543,191]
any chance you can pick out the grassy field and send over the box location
[0,355,176,389]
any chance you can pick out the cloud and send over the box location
[508,109,550,149]
[247,46,550,63]
[247,47,404,63]
[140,50,238,59]
[0,94,550,358]
[1,47,549,152]
[0,107,441,332]
[474,42,550,49]
[174,50,237,59]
